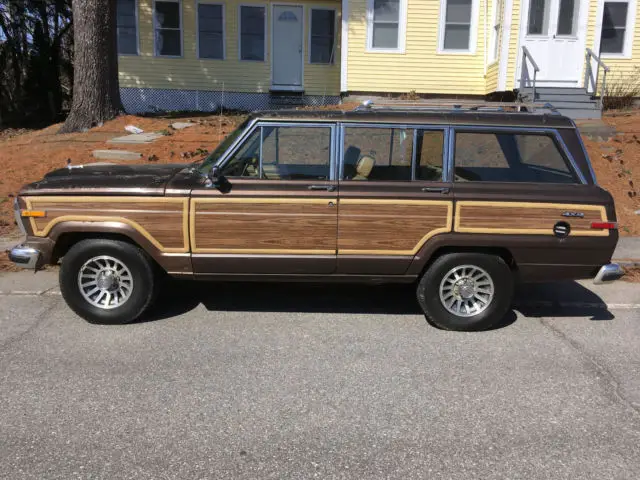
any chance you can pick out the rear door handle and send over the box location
[308,185,336,192]
[421,187,450,194]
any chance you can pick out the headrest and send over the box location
[356,155,375,177]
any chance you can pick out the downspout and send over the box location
[340,0,349,94]
[484,0,489,76]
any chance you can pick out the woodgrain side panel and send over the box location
[455,201,609,237]
[25,196,189,252]
[191,198,338,254]
[338,200,453,255]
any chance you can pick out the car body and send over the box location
[10,105,623,330]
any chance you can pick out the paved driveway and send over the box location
[1,274,639,479]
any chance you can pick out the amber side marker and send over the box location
[21,210,47,218]
[591,222,617,230]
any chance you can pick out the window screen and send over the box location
[310,9,336,63]
[198,4,224,59]
[453,131,578,183]
[117,0,137,55]
[155,1,181,56]
[371,0,400,49]
[343,127,414,181]
[240,6,265,61]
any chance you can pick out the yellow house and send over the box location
[116,0,640,116]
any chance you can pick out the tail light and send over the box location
[591,222,617,230]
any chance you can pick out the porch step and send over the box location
[518,87,601,120]
[269,92,305,108]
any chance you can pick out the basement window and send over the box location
[154,0,182,57]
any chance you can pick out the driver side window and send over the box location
[221,124,332,180]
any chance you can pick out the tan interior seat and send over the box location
[352,155,375,181]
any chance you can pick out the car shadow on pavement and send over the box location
[141,279,614,327]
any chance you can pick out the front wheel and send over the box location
[417,253,514,331]
[60,239,158,324]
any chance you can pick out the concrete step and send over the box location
[522,93,596,102]
[520,87,588,95]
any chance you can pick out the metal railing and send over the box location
[519,46,540,103]
[584,48,610,110]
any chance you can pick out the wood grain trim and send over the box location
[190,197,338,255]
[338,200,454,255]
[454,201,609,237]
[24,196,190,253]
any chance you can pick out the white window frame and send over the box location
[153,0,183,58]
[437,0,480,54]
[365,0,408,53]
[489,0,503,63]
[309,7,337,64]
[238,4,268,62]
[117,0,139,56]
[595,0,636,59]
[197,1,225,60]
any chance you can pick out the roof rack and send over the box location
[353,99,561,115]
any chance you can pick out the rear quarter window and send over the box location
[453,131,579,184]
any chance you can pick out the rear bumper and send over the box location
[8,244,40,269]
[593,263,624,284]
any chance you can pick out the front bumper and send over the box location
[8,244,41,269]
[593,263,624,284]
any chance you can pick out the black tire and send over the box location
[59,239,158,324]
[417,253,514,331]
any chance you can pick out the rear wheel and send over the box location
[60,239,158,324]
[417,253,514,331]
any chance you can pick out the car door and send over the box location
[190,121,338,275]
[336,123,454,274]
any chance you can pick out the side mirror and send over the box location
[206,165,222,186]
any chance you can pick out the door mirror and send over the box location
[206,165,231,192]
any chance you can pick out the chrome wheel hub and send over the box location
[439,265,494,317]
[77,255,133,310]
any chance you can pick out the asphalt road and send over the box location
[1,276,640,479]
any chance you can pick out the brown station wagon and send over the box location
[10,104,623,331]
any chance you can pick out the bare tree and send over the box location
[59,0,122,133]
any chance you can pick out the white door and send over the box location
[272,5,303,90]
[518,0,589,86]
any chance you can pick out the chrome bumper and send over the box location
[594,263,624,284]
[8,244,40,270]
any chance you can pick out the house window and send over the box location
[556,0,578,35]
[600,1,629,54]
[310,9,336,64]
[490,0,503,62]
[441,0,475,51]
[198,3,224,59]
[367,0,406,51]
[117,0,138,55]
[527,0,549,35]
[240,5,266,61]
[154,0,182,56]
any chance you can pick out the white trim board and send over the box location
[340,0,348,91]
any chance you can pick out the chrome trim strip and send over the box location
[8,245,40,269]
[570,118,598,185]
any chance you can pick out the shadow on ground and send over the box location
[141,279,615,326]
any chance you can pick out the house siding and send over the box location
[504,0,522,91]
[118,0,341,97]
[346,0,489,96]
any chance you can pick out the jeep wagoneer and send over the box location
[10,104,623,330]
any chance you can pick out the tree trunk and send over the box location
[59,0,123,133]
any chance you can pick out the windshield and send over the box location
[199,118,251,173]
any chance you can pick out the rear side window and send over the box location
[453,131,578,183]
[342,127,445,182]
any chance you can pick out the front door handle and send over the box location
[421,186,450,194]
[308,185,336,192]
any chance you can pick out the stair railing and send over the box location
[584,48,610,110]
[519,46,540,104]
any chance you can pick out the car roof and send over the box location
[248,109,576,129]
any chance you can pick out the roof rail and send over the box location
[353,100,562,115]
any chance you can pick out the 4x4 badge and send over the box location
[562,211,585,218]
